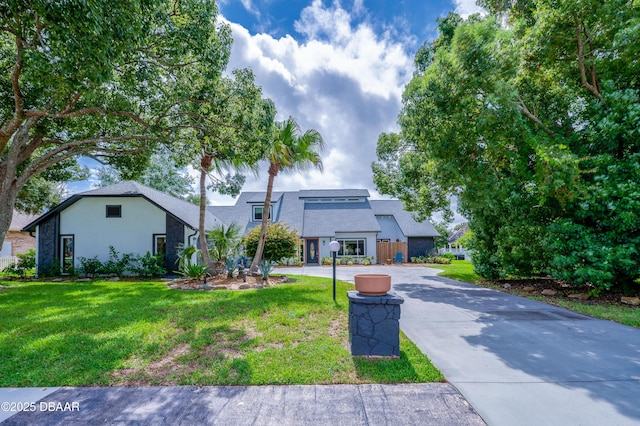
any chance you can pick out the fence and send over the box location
[376,242,408,264]
[438,246,472,261]
[0,256,18,271]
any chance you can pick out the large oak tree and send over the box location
[373,1,640,291]
[0,0,230,244]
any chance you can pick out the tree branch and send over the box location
[517,97,555,136]
[25,108,151,128]
[0,36,26,150]
[575,16,604,103]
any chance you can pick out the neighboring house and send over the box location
[23,181,221,276]
[440,222,471,260]
[1,211,37,257]
[209,189,439,264]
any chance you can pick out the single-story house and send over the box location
[23,181,221,276]
[24,182,439,275]
[209,189,439,264]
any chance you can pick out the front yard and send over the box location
[0,276,443,387]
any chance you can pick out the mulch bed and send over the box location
[483,278,639,308]
[168,274,291,291]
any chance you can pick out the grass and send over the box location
[0,276,443,387]
[427,260,639,328]
[429,259,480,284]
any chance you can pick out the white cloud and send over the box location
[210,2,415,205]
[452,0,486,18]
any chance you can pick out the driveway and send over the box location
[278,265,640,426]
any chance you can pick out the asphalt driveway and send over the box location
[280,264,640,426]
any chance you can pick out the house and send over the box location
[1,211,38,270]
[1,211,37,257]
[24,183,439,275]
[209,189,439,264]
[23,181,221,276]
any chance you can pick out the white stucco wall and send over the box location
[59,197,166,267]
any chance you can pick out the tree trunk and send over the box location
[250,163,278,273]
[198,156,216,275]
[0,177,20,247]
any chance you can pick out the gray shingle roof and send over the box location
[23,181,221,231]
[301,202,381,236]
[210,190,438,239]
[369,200,439,237]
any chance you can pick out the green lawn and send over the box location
[429,260,481,284]
[429,260,639,328]
[0,276,443,387]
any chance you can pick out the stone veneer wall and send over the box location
[166,214,184,274]
[37,214,58,275]
[347,290,404,357]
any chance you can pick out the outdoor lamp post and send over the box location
[329,240,340,301]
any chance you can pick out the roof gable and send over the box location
[23,181,221,231]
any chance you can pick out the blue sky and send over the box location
[74,0,483,222]
[210,0,482,223]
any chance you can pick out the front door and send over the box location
[306,239,319,264]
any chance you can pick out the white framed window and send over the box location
[60,235,74,274]
[153,234,166,256]
[336,239,366,257]
[252,205,272,222]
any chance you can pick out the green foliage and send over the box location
[102,246,133,278]
[174,245,208,279]
[96,153,195,200]
[546,155,640,292]
[243,223,298,263]
[2,249,36,277]
[259,260,274,281]
[176,262,209,280]
[0,0,233,245]
[373,2,640,290]
[207,223,243,265]
[129,252,166,278]
[78,256,103,278]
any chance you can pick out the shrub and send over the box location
[243,223,298,263]
[102,246,132,277]
[440,253,456,261]
[78,256,103,278]
[129,252,165,277]
[3,249,36,277]
[321,257,332,265]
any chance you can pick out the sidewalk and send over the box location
[1,384,484,425]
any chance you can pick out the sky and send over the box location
[74,0,485,222]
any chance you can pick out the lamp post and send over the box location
[329,240,340,301]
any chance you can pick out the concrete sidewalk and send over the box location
[1,384,484,425]
[279,265,640,425]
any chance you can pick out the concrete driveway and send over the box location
[279,265,640,426]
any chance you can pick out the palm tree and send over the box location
[250,117,324,273]
[208,222,243,263]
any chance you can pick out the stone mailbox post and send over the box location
[347,290,404,357]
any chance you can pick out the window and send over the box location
[337,239,366,257]
[60,235,74,274]
[252,205,272,222]
[153,234,166,257]
[106,205,122,218]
